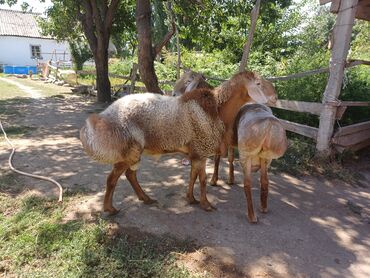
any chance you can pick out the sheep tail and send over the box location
[80,114,123,164]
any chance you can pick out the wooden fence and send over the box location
[44,59,369,153]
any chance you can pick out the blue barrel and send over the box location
[3,65,14,74]
[3,65,38,74]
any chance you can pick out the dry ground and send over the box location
[0,76,369,277]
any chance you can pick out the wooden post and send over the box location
[176,27,181,79]
[316,0,358,156]
[239,0,261,72]
[129,63,139,94]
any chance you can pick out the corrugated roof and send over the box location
[0,9,51,39]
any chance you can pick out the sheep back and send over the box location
[236,104,287,161]
[80,91,225,164]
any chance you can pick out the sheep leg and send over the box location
[187,160,200,204]
[125,168,157,204]
[210,154,220,186]
[260,158,269,213]
[241,157,257,223]
[227,146,235,185]
[199,159,216,211]
[104,162,128,215]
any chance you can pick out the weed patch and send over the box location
[271,137,363,185]
[0,195,196,277]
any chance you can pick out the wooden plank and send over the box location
[279,119,318,140]
[333,121,370,137]
[336,138,370,152]
[330,0,341,13]
[320,0,332,4]
[332,128,370,146]
[356,0,370,21]
[340,101,370,107]
[269,100,323,115]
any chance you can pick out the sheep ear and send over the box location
[185,75,201,93]
[246,83,269,103]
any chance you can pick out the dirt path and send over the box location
[1,77,369,278]
[0,77,42,98]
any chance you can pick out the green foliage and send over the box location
[0,195,195,277]
[69,39,93,71]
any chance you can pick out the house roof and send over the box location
[0,9,51,39]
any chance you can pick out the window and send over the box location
[30,45,42,59]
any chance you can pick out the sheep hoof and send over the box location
[200,201,217,211]
[104,206,120,216]
[260,207,268,213]
[210,180,218,187]
[187,195,200,205]
[248,215,258,223]
[143,197,157,205]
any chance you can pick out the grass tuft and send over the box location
[0,194,196,277]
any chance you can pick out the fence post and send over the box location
[129,63,139,94]
[239,0,261,72]
[316,0,358,156]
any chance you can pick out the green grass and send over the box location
[271,136,363,185]
[0,194,196,278]
[0,78,28,99]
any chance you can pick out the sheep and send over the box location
[173,70,287,223]
[172,70,214,96]
[233,104,288,222]
[80,71,277,215]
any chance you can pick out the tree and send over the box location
[38,0,134,103]
[136,0,175,94]
[69,39,93,71]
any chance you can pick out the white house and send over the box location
[0,9,70,70]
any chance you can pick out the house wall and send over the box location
[0,36,70,66]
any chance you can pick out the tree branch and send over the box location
[239,0,261,72]
[78,2,98,54]
[104,0,120,34]
[154,21,176,57]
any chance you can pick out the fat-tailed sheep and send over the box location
[80,71,277,214]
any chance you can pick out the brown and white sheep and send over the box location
[80,71,277,215]
[233,104,288,222]
[173,70,287,223]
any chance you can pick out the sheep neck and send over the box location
[217,83,251,147]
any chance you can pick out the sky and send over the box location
[0,0,52,13]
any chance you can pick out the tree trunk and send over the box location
[78,0,119,103]
[94,45,111,103]
[136,0,162,94]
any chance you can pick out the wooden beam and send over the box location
[239,0,261,71]
[316,0,358,155]
[332,128,370,146]
[333,139,370,152]
[279,119,318,140]
[330,0,341,13]
[269,100,323,115]
[339,101,370,107]
[333,121,370,137]
[319,0,332,4]
[356,0,370,21]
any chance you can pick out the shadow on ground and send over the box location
[1,92,370,277]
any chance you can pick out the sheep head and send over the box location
[172,70,211,96]
[242,71,277,105]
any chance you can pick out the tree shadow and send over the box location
[1,93,369,277]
